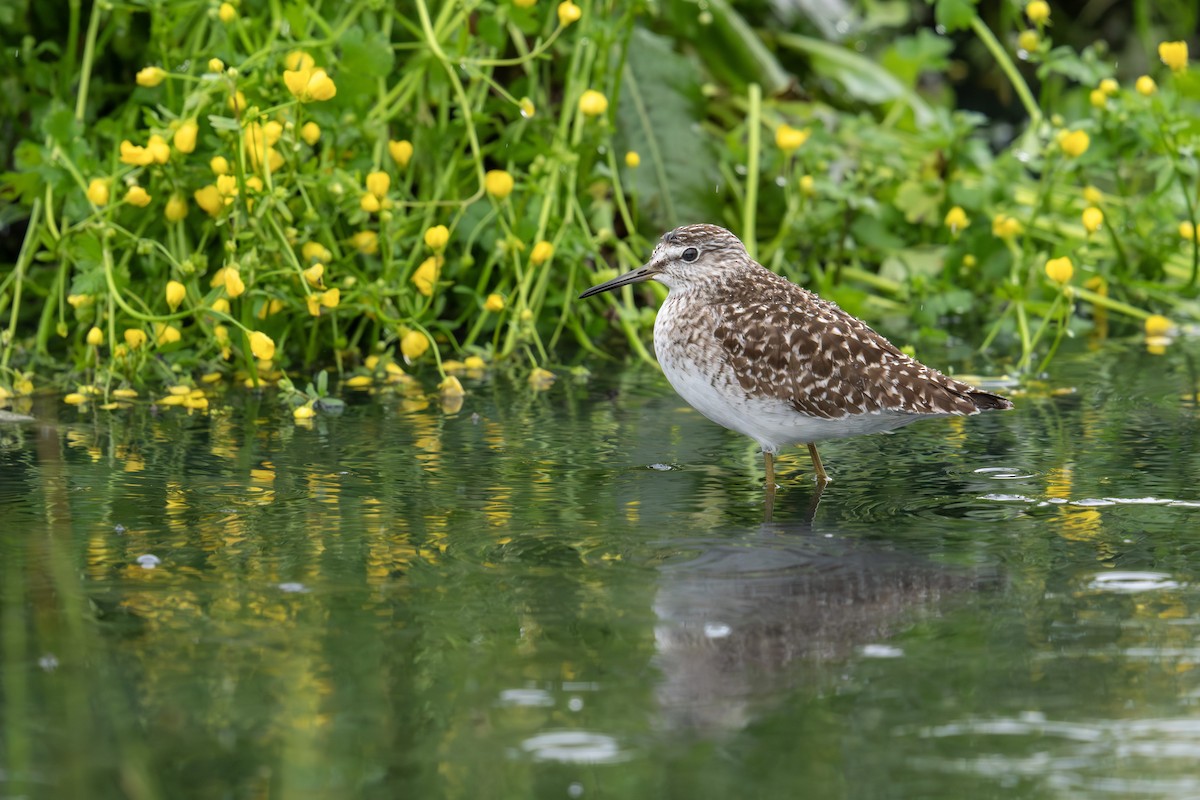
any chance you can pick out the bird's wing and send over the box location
[710,289,986,418]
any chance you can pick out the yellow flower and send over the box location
[218,2,237,23]
[352,230,379,255]
[173,119,198,153]
[360,193,381,213]
[440,375,465,399]
[1136,75,1157,96]
[388,139,413,168]
[1159,41,1188,73]
[1059,129,1089,158]
[306,294,322,316]
[228,90,247,113]
[302,242,332,263]
[86,178,110,206]
[514,0,536,7]
[412,256,443,296]
[557,1,581,25]
[775,124,811,153]
[294,404,315,420]
[136,66,167,87]
[1099,78,1118,95]
[1081,206,1104,234]
[578,89,608,117]
[1025,0,1049,24]
[944,206,969,233]
[248,331,275,360]
[625,151,641,168]
[1017,30,1040,54]
[464,355,485,370]
[86,326,104,346]
[64,393,87,406]
[530,240,554,265]
[321,288,340,308]
[146,134,170,164]
[211,298,231,315]
[401,330,429,362]
[286,51,315,71]
[165,193,188,222]
[166,280,186,310]
[992,213,1023,239]
[283,67,337,103]
[366,170,390,199]
[124,185,152,207]
[194,185,223,216]
[1083,185,1103,205]
[67,294,92,309]
[799,174,815,196]
[124,328,148,349]
[1045,256,1073,284]
[303,263,325,286]
[424,225,450,251]
[224,267,246,298]
[300,121,321,145]
[485,169,515,199]
[119,140,155,166]
[154,323,181,346]
[1145,314,1173,337]
[216,174,238,200]
[519,97,535,118]
[1180,221,1197,241]
[208,58,225,74]
[214,324,230,344]
[112,387,139,398]
[210,155,230,175]
[1089,88,1107,109]
[484,293,505,312]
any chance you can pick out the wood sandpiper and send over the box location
[580,224,1013,486]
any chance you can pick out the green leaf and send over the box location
[41,102,77,147]
[932,0,978,33]
[340,26,394,78]
[893,179,944,225]
[615,27,723,231]
[659,0,791,94]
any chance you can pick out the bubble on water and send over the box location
[703,623,731,639]
[278,582,309,593]
[861,644,904,658]
[1087,571,1181,593]
[568,697,584,712]
[136,554,161,569]
[499,688,555,707]
[520,731,627,764]
[38,654,59,672]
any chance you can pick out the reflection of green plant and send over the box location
[1,0,1198,402]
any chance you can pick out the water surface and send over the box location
[3,341,1200,798]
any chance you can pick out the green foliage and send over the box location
[0,0,1197,410]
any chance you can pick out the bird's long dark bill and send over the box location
[578,265,657,299]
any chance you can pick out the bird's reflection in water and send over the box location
[652,527,990,734]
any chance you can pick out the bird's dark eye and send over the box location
[681,247,699,263]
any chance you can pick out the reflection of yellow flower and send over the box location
[944,206,969,233]
[1045,256,1073,284]
[249,331,275,360]
[1158,41,1188,73]
[578,89,608,117]
[775,124,811,153]
[86,179,110,206]
[388,139,413,168]
[1135,75,1157,96]
[529,367,556,391]
[485,169,514,199]
[1081,206,1103,234]
[440,375,465,399]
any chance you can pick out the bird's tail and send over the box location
[967,390,1014,411]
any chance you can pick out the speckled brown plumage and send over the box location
[580,224,1012,483]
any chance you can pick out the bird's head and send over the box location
[579,224,751,298]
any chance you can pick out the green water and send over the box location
[3,341,1200,799]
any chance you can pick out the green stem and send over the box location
[970,15,1041,127]
[743,83,761,258]
[75,0,103,121]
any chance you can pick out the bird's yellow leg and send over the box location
[764,450,775,488]
[806,443,829,484]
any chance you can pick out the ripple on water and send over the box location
[1085,571,1182,593]
[517,730,628,764]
